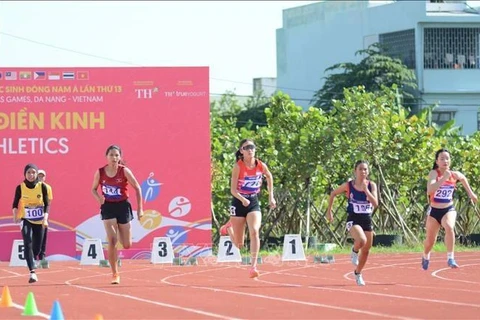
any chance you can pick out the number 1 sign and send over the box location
[281,234,306,261]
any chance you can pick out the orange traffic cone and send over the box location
[0,286,13,307]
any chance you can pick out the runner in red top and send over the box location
[220,139,276,278]
[422,148,477,270]
[91,145,144,284]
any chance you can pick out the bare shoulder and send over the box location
[336,181,350,192]
[428,170,438,179]
[452,170,465,181]
[123,166,136,178]
[260,160,270,172]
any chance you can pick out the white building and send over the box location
[276,0,480,134]
[253,77,277,97]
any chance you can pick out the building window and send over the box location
[379,29,416,69]
[432,111,455,126]
[424,27,480,69]
[477,112,480,131]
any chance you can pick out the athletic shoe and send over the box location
[29,272,38,283]
[249,267,259,278]
[422,257,429,270]
[220,221,232,236]
[111,273,120,284]
[355,272,365,286]
[447,258,459,268]
[351,247,359,266]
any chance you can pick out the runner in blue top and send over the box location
[326,160,378,286]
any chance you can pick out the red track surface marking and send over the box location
[432,263,480,284]
[0,252,479,319]
[162,265,416,319]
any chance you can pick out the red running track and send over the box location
[1,252,480,319]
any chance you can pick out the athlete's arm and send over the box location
[230,164,248,205]
[124,167,144,220]
[326,182,348,222]
[364,181,379,208]
[12,185,21,223]
[41,182,50,214]
[262,163,276,208]
[91,170,105,205]
[427,170,450,196]
[455,171,478,203]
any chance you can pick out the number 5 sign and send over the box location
[9,239,28,267]
[281,234,306,261]
[151,237,174,264]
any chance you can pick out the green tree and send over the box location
[235,90,270,129]
[209,88,480,248]
[210,91,244,118]
[311,43,418,112]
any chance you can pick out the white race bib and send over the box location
[25,206,44,220]
[102,185,121,196]
[352,202,373,214]
[434,186,454,202]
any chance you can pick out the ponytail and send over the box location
[235,149,242,161]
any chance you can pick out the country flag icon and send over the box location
[77,71,89,80]
[63,72,75,80]
[34,71,46,80]
[19,71,32,80]
[5,71,17,80]
[48,72,60,80]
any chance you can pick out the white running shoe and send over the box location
[355,272,365,286]
[351,247,359,266]
[29,273,38,283]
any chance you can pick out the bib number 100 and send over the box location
[25,207,44,219]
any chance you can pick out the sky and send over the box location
[0,1,319,97]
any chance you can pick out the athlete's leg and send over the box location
[117,222,132,249]
[31,224,45,261]
[21,220,36,272]
[228,217,246,249]
[349,224,366,265]
[246,211,261,268]
[39,227,48,260]
[116,203,133,249]
[103,219,119,275]
[355,231,373,274]
[423,216,441,256]
[442,210,458,267]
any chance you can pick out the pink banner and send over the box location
[0,67,211,260]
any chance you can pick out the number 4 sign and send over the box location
[80,238,105,265]
[281,234,306,261]
[151,237,174,264]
